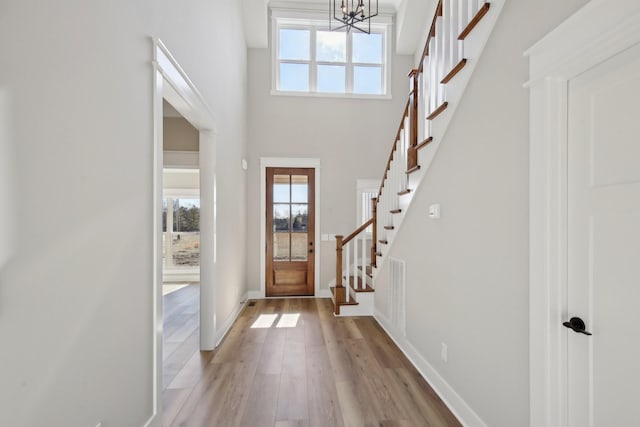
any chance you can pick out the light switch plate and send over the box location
[428,203,441,219]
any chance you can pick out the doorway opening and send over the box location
[265,167,315,297]
[259,158,321,298]
[152,38,217,424]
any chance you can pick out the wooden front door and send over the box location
[266,168,315,296]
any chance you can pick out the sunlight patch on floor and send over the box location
[251,314,279,328]
[250,313,301,329]
[276,313,300,328]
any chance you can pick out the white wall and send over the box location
[163,117,199,152]
[373,0,587,426]
[246,47,413,293]
[0,1,247,426]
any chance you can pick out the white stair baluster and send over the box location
[345,240,350,302]
[442,0,452,76]
[356,235,364,288]
[467,0,475,26]
[437,14,445,105]
[449,0,459,66]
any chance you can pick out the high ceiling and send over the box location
[240,0,433,55]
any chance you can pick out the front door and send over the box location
[266,167,315,296]
[566,42,640,426]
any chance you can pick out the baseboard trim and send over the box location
[373,309,486,427]
[214,293,248,347]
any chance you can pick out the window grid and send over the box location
[276,23,386,96]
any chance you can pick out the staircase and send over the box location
[331,0,505,316]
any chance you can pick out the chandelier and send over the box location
[330,0,379,34]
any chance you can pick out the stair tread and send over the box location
[378,239,388,244]
[329,286,359,306]
[343,276,374,292]
[406,165,421,175]
[417,137,433,151]
[458,3,491,41]
[397,189,411,196]
[350,282,374,293]
[427,102,448,121]
[441,58,467,84]
[390,208,402,214]
[384,225,395,230]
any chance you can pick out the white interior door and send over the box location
[567,42,640,426]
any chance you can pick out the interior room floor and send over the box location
[162,290,460,426]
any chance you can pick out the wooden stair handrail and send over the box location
[378,99,410,200]
[418,0,443,73]
[342,217,374,246]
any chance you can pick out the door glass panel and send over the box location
[273,174,290,203]
[273,204,290,232]
[291,204,308,231]
[291,175,308,203]
[273,204,290,261]
[291,204,308,261]
[273,231,290,261]
[291,233,307,261]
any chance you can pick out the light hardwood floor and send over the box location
[163,287,461,427]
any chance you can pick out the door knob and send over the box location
[562,317,592,336]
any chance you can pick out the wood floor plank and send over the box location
[257,327,286,375]
[163,294,461,427]
[166,350,214,390]
[305,344,345,427]
[240,373,281,427]
[276,373,309,424]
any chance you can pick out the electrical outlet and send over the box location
[441,342,448,363]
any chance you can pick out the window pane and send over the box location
[353,33,383,64]
[318,65,345,93]
[291,204,308,231]
[273,174,290,203]
[273,232,290,261]
[279,29,310,60]
[273,204,290,261]
[316,31,346,62]
[291,233,307,261]
[291,175,308,203]
[354,66,382,94]
[163,198,200,269]
[273,204,290,232]
[280,63,309,92]
[291,204,308,261]
[174,199,200,232]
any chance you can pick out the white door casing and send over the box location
[151,38,217,426]
[526,1,640,425]
[567,43,640,426]
[259,157,321,298]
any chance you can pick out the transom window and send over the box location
[273,18,390,97]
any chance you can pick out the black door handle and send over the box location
[563,317,592,336]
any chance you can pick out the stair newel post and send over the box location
[407,68,419,171]
[336,235,343,288]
